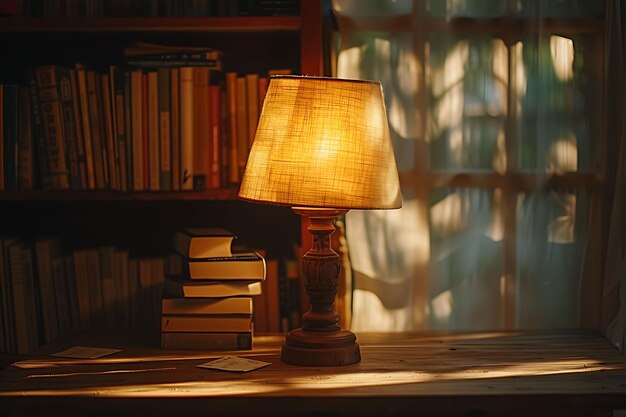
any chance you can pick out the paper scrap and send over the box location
[51,346,122,359]
[198,356,271,372]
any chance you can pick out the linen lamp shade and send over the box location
[238,76,401,210]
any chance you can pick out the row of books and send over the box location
[0,60,291,192]
[162,228,263,350]
[161,228,302,349]
[163,255,301,336]
[0,229,303,354]
[0,236,167,355]
[2,0,299,17]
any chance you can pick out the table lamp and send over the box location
[239,75,401,366]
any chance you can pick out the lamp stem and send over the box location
[280,208,361,366]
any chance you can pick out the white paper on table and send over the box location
[51,346,122,359]
[197,356,271,372]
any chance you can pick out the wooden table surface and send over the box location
[1,329,626,416]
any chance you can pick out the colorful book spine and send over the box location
[161,332,252,350]
[148,71,160,191]
[179,67,194,190]
[209,84,221,189]
[35,67,70,189]
[157,68,171,191]
[28,73,51,189]
[69,69,88,188]
[2,84,18,190]
[101,73,118,190]
[130,69,144,191]
[86,70,106,189]
[75,66,96,189]
[192,67,210,190]
[225,72,239,185]
[111,66,128,191]
[56,68,82,189]
[17,87,34,189]
[170,68,180,191]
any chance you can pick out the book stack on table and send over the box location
[161,228,265,350]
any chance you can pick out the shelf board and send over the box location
[334,15,604,34]
[0,188,240,201]
[0,16,302,32]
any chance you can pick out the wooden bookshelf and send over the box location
[0,1,325,353]
[0,189,239,201]
[0,16,302,32]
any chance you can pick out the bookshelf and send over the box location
[0,1,325,352]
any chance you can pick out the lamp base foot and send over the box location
[280,328,361,366]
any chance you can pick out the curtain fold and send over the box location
[602,0,626,351]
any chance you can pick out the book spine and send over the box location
[161,315,252,333]
[72,250,91,330]
[142,73,149,189]
[75,67,96,189]
[99,247,116,327]
[130,70,144,191]
[17,88,35,189]
[192,67,210,190]
[35,66,70,189]
[127,258,139,328]
[179,67,194,190]
[20,246,39,353]
[56,68,82,189]
[170,68,180,191]
[123,70,133,191]
[95,73,110,188]
[85,249,103,327]
[3,84,19,190]
[9,244,30,353]
[112,67,128,191]
[157,68,171,191]
[161,332,252,350]
[225,72,239,184]
[101,73,118,190]
[147,71,160,191]
[235,76,248,180]
[220,86,228,187]
[28,73,51,189]
[63,255,80,331]
[114,251,130,328]
[51,257,72,335]
[161,297,252,315]
[34,239,60,344]
[254,282,269,334]
[265,258,280,333]
[245,73,259,148]
[68,69,88,188]
[86,71,106,189]
[208,84,221,189]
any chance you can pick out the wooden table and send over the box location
[1,329,626,416]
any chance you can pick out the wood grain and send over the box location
[1,330,625,416]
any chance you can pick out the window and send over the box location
[333,0,606,330]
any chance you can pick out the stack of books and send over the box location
[161,228,265,350]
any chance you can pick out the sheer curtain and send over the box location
[603,0,626,351]
[332,0,620,333]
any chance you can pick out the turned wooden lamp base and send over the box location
[281,208,361,366]
[281,329,360,366]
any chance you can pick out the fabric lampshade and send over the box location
[238,76,402,210]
